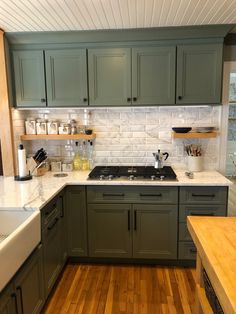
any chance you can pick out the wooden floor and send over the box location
[42,264,196,314]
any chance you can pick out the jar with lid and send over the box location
[69,119,77,135]
[58,123,71,135]
[36,119,47,135]
[25,118,36,134]
[47,120,59,134]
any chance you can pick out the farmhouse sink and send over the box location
[0,209,40,292]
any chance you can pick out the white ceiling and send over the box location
[0,0,236,33]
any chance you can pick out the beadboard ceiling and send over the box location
[0,0,236,33]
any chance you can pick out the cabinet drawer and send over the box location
[41,196,61,226]
[180,186,228,204]
[87,186,178,204]
[179,222,192,241]
[179,204,226,222]
[178,242,196,260]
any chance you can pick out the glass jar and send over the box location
[25,118,36,135]
[36,119,47,135]
[58,123,71,135]
[47,120,59,134]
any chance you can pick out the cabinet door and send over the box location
[176,44,223,104]
[0,284,17,314]
[88,204,132,258]
[133,204,177,259]
[66,186,87,257]
[42,211,61,298]
[13,50,46,107]
[45,49,88,107]
[88,48,131,106]
[132,46,176,105]
[14,245,44,314]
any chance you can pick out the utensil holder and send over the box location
[187,156,203,172]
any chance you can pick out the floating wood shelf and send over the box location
[172,131,217,139]
[20,134,96,141]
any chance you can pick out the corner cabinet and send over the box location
[13,49,88,108]
[176,43,223,104]
[88,46,176,106]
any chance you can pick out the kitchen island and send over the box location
[187,216,236,314]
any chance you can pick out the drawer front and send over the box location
[41,197,60,226]
[178,242,196,260]
[179,204,227,222]
[180,186,228,204]
[87,186,178,204]
[179,222,192,241]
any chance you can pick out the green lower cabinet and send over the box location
[88,203,132,258]
[87,202,177,259]
[0,245,44,314]
[66,186,88,257]
[0,284,17,314]
[132,204,177,259]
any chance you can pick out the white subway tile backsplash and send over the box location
[12,106,221,170]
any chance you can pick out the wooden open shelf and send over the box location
[20,134,96,141]
[172,131,217,139]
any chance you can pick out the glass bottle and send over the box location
[81,141,89,171]
[73,141,82,170]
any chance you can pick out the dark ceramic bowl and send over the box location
[85,129,93,135]
[172,127,192,133]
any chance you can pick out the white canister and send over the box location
[51,161,62,172]
[58,123,71,135]
[25,118,36,134]
[187,156,203,172]
[36,119,47,135]
[47,121,59,134]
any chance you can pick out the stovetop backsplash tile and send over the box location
[12,106,220,171]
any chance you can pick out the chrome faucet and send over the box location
[153,150,169,169]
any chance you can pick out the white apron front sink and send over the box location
[0,209,40,292]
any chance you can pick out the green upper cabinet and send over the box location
[88,48,131,106]
[13,49,88,108]
[132,46,176,105]
[88,46,176,106]
[45,49,88,107]
[176,43,223,104]
[13,50,46,107]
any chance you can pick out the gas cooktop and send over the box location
[88,166,177,181]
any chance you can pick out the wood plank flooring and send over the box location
[42,264,196,314]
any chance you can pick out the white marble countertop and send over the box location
[0,169,231,210]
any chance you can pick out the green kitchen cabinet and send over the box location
[176,43,223,104]
[13,50,46,107]
[0,245,44,314]
[133,204,177,259]
[13,49,88,108]
[45,49,88,107]
[42,194,66,298]
[66,186,88,257]
[0,284,16,314]
[87,203,132,258]
[178,186,228,260]
[132,46,176,105]
[14,245,44,314]
[87,186,178,259]
[88,46,176,106]
[88,48,131,106]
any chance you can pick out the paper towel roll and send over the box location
[18,144,28,178]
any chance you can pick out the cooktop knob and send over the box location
[151,175,156,181]
[160,175,165,181]
[108,175,113,180]
[129,175,135,181]
[99,174,105,180]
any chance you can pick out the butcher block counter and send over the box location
[187,216,236,314]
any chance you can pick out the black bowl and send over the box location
[172,127,192,133]
[85,129,93,135]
